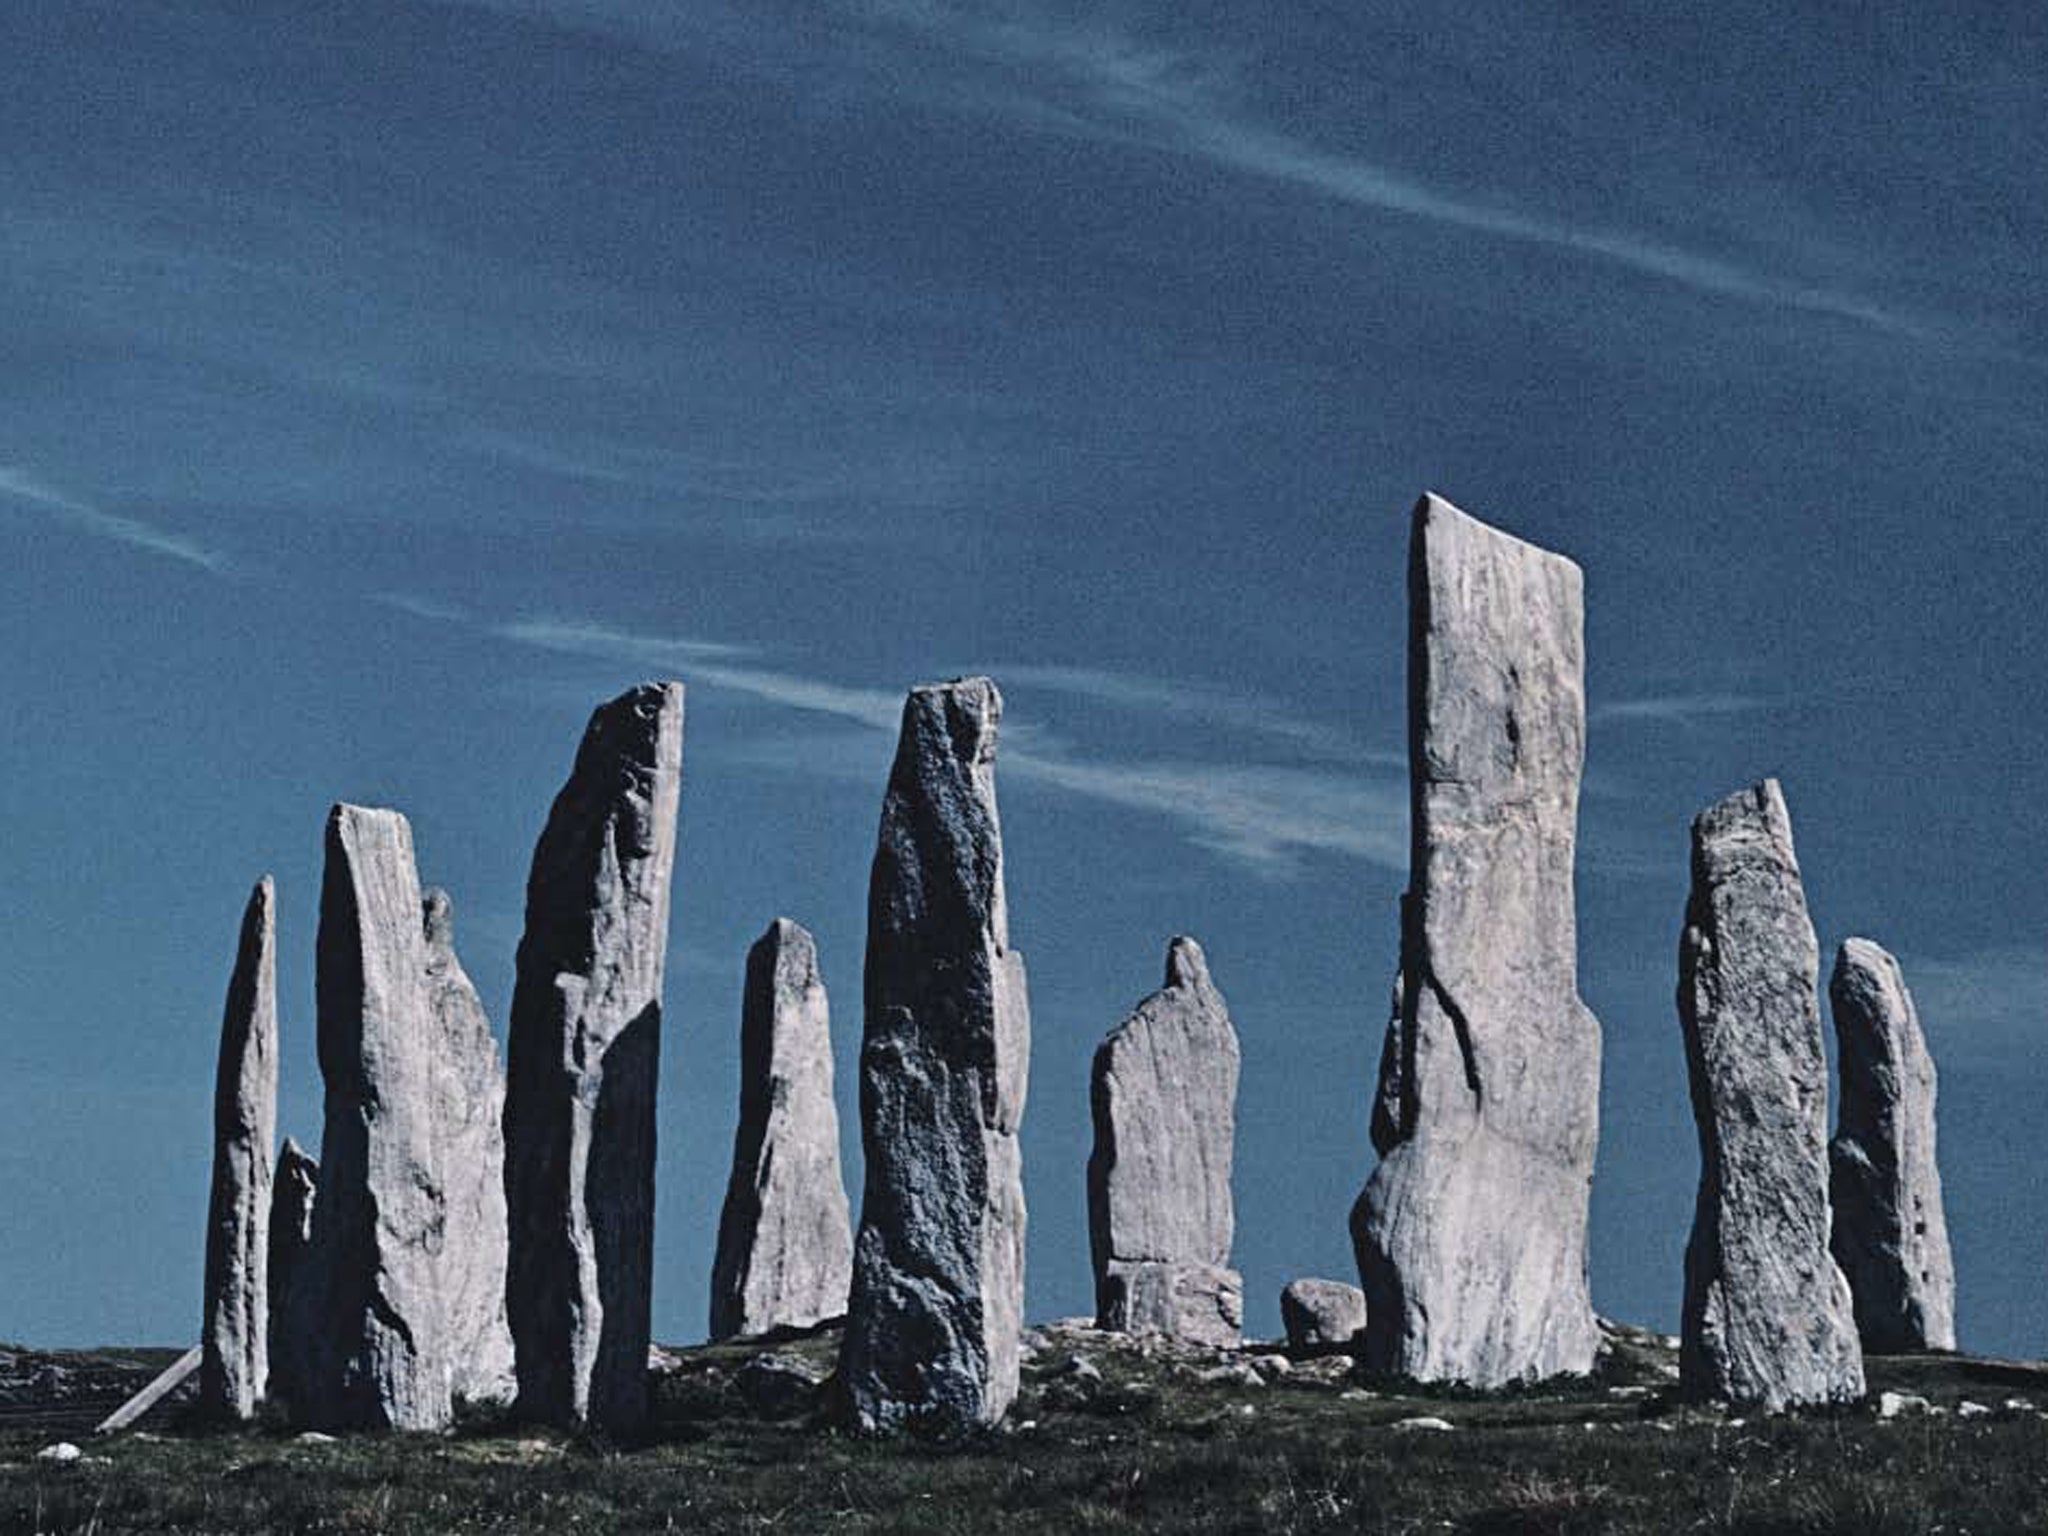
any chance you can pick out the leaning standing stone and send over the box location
[1829,938,1957,1352]
[1087,937,1242,1347]
[1351,493,1603,1387]
[839,677,1031,1432]
[200,876,279,1421]
[709,918,853,1341]
[503,683,684,1435]
[266,1136,317,1408]
[1678,779,1864,1408]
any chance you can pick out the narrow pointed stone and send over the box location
[1351,493,1603,1387]
[1088,937,1242,1347]
[290,804,452,1432]
[504,683,684,1435]
[1678,780,1864,1408]
[266,1137,317,1408]
[839,677,1030,1433]
[1829,939,1957,1352]
[423,888,517,1406]
[200,877,279,1421]
[709,918,853,1342]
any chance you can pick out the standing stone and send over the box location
[291,804,451,1431]
[709,918,853,1341]
[267,1137,317,1408]
[1280,1279,1368,1354]
[1678,779,1864,1408]
[200,877,279,1421]
[504,683,684,1435]
[839,677,1030,1433]
[1087,937,1242,1347]
[422,888,517,1406]
[1351,493,1603,1387]
[1829,938,1957,1352]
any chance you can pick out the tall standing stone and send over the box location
[710,918,853,1341]
[291,805,452,1431]
[267,1137,317,1408]
[1351,493,1603,1387]
[1087,937,1242,1346]
[1678,779,1864,1408]
[1829,938,1957,1352]
[839,677,1030,1432]
[423,888,517,1406]
[504,683,684,1435]
[200,877,279,1421]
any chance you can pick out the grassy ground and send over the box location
[4,1323,2046,1534]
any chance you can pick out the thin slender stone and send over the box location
[266,1137,317,1409]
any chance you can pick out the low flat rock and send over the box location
[1280,1279,1367,1354]
[1088,938,1242,1348]
[1678,780,1864,1409]
[1829,938,1957,1352]
[709,918,853,1341]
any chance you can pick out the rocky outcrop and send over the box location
[266,1137,317,1406]
[1280,1279,1367,1354]
[200,877,279,1421]
[422,888,517,1407]
[504,683,685,1435]
[1829,938,1957,1352]
[1351,493,1603,1387]
[1678,780,1864,1408]
[839,677,1031,1433]
[1087,937,1242,1347]
[290,805,452,1431]
[709,918,853,1342]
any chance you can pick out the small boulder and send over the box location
[735,1353,828,1419]
[1280,1278,1367,1354]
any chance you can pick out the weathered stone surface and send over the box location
[504,683,684,1435]
[422,888,517,1407]
[1280,1279,1367,1355]
[267,1137,317,1406]
[291,805,451,1431]
[1088,937,1242,1348]
[709,918,853,1342]
[200,877,279,1421]
[1829,938,1957,1352]
[735,1353,828,1419]
[1351,493,1603,1387]
[839,677,1031,1433]
[1678,779,1864,1408]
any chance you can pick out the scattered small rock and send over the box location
[1064,1356,1103,1385]
[1340,1388,1376,1402]
[1607,1385,1652,1399]
[1197,1363,1264,1388]
[2004,1398,2038,1414]
[294,1432,338,1445]
[1248,1354,1291,1377]
[1959,1401,1992,1419]
[37,1442,81,1463]
[1877,1391,1931,1420]
[1393,1416,1455,1433]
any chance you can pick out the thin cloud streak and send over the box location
[1591,692,1780,727]
[0,467,225,573]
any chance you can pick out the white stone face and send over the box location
[840,677,1030,1433]
[1678,779,1865,1409]
[1352,493,1602,1388]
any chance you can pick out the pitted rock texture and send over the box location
[1088,937,1242,1347]
[1351,493,1603,1387]
[504,683,684,1434]
[267,1137,317,1407]
[1678,780,1864,1408]
[291,805,452,1431]
[839,677,1031,1433]
[1281,1279,1368,1354]
[710,918,853,1342]
[1829,938,1957,1352]
[422,888,517,1407]
[201,876,279,1421]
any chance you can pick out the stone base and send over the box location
[1097,1261,1242,1348]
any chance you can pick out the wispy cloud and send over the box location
[0,467,225,573]
[1591,692,1781,727]
[372,591,472,623]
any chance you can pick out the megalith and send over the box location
[423,888,517,1406]
[1678,779,1864,1408]
[291,804,452,1431]
[1087,937,1242,1347]
[200,876,279,1421]
[266,1137,317,1407]
[838,677,1031,1432]
[709,918,853,1342]
[1351,493,1603,1387]
[1829,938,1957,1352]
[503,682,684,1435]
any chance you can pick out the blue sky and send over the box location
[2,0,2045,1353]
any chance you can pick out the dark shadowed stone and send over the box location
[1352,493,1603,1387]
[1280,1279,1367,1355]
[201,877,279,1422]
[1088,937,1242,1347]
[710,918,852,1342]
[1678,780,1864,1408]
[838,677,1030,1433]
[1829,938,1957,1352]
[504,683,684,1435]
[267,1137,317,1409]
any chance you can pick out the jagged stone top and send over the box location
[1161,935,1212,995]
[278,1136,316,1176]
[873,675,1009,956]
[1690,778,1800,884]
